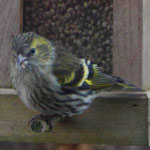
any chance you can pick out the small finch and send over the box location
[11,32,139,131]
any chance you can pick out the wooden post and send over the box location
[142,0,150,90]
[113,0,142,88]
[113,0,150,90]
[0,0,21,88]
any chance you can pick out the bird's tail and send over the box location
[107,76,143,92]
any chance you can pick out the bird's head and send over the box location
[12,32,55,70]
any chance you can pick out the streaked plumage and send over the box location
[11,32,138,118]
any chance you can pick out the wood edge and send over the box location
[0,88,148,99]
[147,92,150,146]
[142,0,150,90]
[96,91,148,99]
[0,89,17,95]
[20,0,23,32]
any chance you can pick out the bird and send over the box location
[11,32,140,132]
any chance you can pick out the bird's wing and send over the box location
[53,49,124,90]
[77,60,120,90]
[51,42,137,90]
[51,41,139,91]
[53,47,85,87]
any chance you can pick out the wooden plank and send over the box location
[0,90,148,145]
[113,0,143,88]
[0,0,21,88]
[142,0,150,90]
[113,0,150,90]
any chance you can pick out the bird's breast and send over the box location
[12,67,60,112]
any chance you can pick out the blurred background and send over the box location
[23,0,113,74]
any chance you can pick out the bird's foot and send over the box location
[28,114,63,133]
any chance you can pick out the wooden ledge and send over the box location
[0,88,148,97]
[0,89,17,95]
[0,89,148,145]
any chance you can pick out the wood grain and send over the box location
[0,0,21,88]
[113,0,143,88]
[0,92,148,145]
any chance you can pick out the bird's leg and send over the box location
[29,114,64,133]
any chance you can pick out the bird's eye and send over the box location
[30,48,36,54]
[26,48,36,57]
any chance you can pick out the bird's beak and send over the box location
[17,54,28,69]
